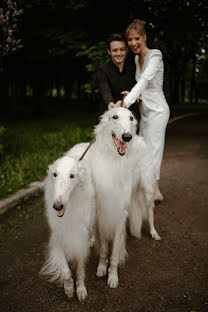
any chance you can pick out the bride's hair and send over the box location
[125,19,146,37]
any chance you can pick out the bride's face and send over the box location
[127,29,146,55]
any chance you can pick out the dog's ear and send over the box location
[99,111,109,124]
[134,117,138,130]
[47,163,54,176]
[78,162,86,186]
[47,158,59,177]
[94,110,109,136]
[131,112,139,131]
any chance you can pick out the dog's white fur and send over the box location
[40,146,96,301]
[41,107,160,297]
[83,107,160,288]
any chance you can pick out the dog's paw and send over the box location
[107,274,118,288]
[77,286,87,301]
[97,264,107,277]
[64,285,74,299]
[151,230,161,241]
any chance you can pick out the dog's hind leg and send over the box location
[76,259,87,301]
[119,230,128,266]
[89,224,96,248]
[148,205,161,240]
[97,237,108,277]
[128,193,142,239]
[108,210,128,288]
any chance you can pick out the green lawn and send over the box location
[0,111,96,200]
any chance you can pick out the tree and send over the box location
[0,0,23,69]
[0,0,23,118]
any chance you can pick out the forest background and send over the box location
[0,0,207,199]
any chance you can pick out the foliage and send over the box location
[0,0,207,117]
[0,113,95,200]
[66,0,89,11]
[76,41,110,95]
[0,0,23,70]
[43,27,110,97]
[44,29,85,56]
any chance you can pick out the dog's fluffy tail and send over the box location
[40,244,64,284]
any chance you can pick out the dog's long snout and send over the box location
[122,132,132,142]
[53,201,64,211]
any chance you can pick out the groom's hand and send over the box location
[121,91,129,97]
[108,102,116,110]
[115,100,122,107]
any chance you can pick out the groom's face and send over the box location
[108,41,127,66]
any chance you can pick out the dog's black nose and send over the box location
[122,133,132,142]
[53,203,64,211]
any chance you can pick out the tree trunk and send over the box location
[180,67,185,106]
[189,51,196,105]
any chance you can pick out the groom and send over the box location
[96,33,136,112]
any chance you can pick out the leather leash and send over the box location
[79,138,96,161]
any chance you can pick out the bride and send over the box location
[122,19,170,203]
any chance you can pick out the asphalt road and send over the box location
[0,114,207,312]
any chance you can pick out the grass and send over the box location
[0,109,96,200]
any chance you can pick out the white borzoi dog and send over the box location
[40,145,96,301]
[83,107,160,288]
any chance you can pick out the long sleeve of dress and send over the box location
[96,67,114,105]
[124,50,162,108]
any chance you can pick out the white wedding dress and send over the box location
[124,49,170,180]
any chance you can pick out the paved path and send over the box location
[0,115,207,312]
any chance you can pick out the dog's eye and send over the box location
[130,116,133,121]
[54,172,57,177]
[113,115,118,120]
[70,174,75,179]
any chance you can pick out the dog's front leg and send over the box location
[76,259,87,301]
[97,237,108,277]
[108,210,127,288]
[149,204,161,240]
[62,259,74,299]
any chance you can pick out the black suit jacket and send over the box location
[96,59,136,113]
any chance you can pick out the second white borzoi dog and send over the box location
[84,107,160,289]
[40,145,96,301]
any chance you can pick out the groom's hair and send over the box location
[106,33,126,50]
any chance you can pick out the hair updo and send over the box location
[125,19,147,38]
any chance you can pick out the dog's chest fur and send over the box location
[91,150,133,199]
